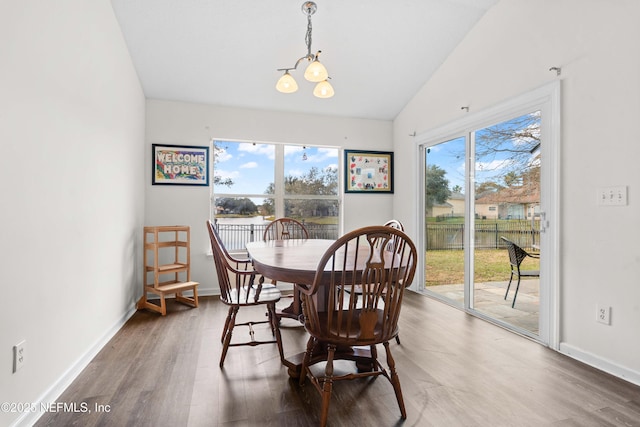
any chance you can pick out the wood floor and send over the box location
[36,292,640,427]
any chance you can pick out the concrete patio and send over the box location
[424,278,540,335]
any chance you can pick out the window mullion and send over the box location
[274,144,285,218]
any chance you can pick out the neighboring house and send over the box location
[475,185,540,220]
[429,192,465,218]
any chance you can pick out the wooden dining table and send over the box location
[245,238,376,378]
[246,238,334,321]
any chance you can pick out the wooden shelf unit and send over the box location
[138,225,199,315]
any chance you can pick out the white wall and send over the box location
[145,100,393,294]
[0,1,146,426]
[394,0,640,382]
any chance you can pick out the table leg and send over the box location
[276,284,303,322]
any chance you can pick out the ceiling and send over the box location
[110,0,498,121]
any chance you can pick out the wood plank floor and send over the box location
[36,292,640,426]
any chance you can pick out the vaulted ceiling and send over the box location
[110,0,498,120]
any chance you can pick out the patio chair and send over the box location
[500,236,540,308]
[298,225,417,426]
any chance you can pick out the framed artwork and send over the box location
[344,149,394,193]
[152,144,209,186]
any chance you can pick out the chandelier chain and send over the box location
[305,12,313,58]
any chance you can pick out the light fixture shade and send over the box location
[313,79,334,98]
[304,59,328,82]
[276,71,298,93]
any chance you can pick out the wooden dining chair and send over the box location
[500,236,540,308]
[263,217,309,241]
[297,225,417,427]
[383,218,404,230]
[340,220,405,344]
[263,217,310,322]
[206,220,285,368]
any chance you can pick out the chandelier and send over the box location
[275,2,334,99]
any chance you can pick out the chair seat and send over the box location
[313,309,399,345]
[222,283,281,306]
[519,269,540,277]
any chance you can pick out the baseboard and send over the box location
[12,305,138,427]
[559,342,640,387]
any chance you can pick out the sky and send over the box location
[214,110,539,198]
[213,141,339,196]
[426,111,541,193]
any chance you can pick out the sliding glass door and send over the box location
[472,112,541,335]
[418,82,559,346]
[424,136,467,309]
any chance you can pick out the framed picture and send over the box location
[152,144,209,186]
[344,149,394,193]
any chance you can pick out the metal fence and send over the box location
[215,222,339,252]
[426,221,539,251]
[216,221,537,252]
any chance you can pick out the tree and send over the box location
[426,165,451,211]
[216,197,257,215]
[475,180,504,197]
[474,112,540,182]
[503,171,521,187]
[213,143,233,187]
[262,166,338,219]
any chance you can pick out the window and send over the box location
[212,140,340,250]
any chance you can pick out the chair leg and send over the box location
[384,341,407,419]
[319,344,336,427]
[395,335,401,345]
[504,272,514,300]
[299,336,316,386]
[268,303,285,364]
[220,306,238,368]
[221,306,233,343]
[512,276,522,308]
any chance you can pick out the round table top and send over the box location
[245,239,335,285]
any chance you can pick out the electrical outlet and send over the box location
[13,340,26,373]
[597,305,611,325]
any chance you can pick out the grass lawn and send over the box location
[425,249,540,286]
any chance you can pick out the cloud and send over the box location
[215,149,233,162]
[238,142,275,159]
[240,161,258,169]
[214,169,240,180]
[285,146,339,163]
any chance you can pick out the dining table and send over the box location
[246,238,333,319]
[245,238,376,378]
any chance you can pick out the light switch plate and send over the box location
[598,186,627,206]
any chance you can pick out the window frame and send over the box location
[211,139,342,245]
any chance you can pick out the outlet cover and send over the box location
[13,340,26,373]
[597,305,611,325]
